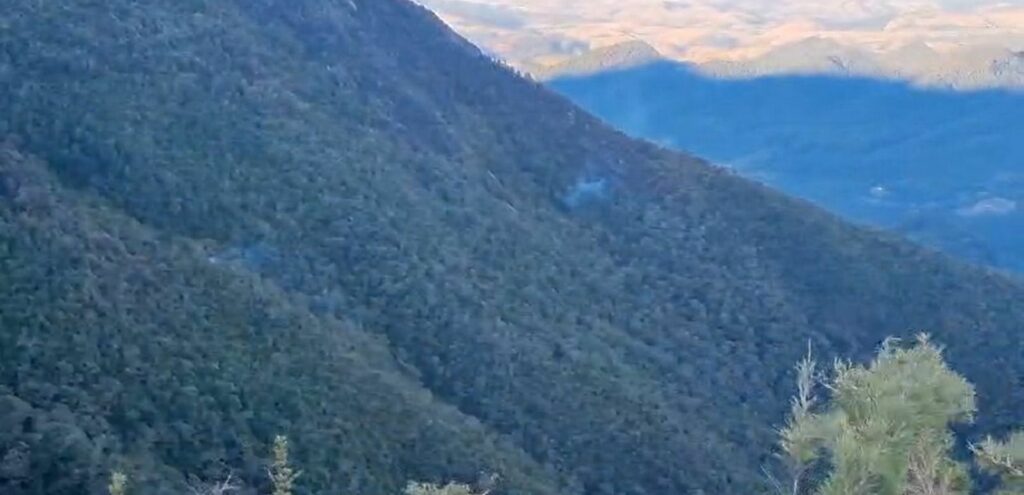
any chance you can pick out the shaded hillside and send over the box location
[3,1,1024,495]
[0,145,564,495]
[550,62,1024,272]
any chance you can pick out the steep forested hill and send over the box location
[2,1,1024,495]
[0,145,563,495]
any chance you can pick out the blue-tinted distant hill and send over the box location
[551,62,1024,272]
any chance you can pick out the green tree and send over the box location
[974,432,1024,495]
[404,481,484,495]
[269,436,300,495]
[779,335,976,495]
[108,472,127,495]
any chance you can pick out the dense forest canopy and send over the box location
[2,1,1024,494]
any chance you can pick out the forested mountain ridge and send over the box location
[2,1,1024,495]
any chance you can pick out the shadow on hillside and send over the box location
[550,62,1024,273]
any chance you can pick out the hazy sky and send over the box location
[417,0,1024,64]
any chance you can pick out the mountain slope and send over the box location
[3,1,1024,495]
[0,145,564,495]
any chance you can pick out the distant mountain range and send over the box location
[548,57,1024,272]
[703,38,1024,91]
[417,0,1024,83]
[530,41,662,80]
[536,39,1024,90]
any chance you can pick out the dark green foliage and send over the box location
[3,1,1024,494]
[0,149,562,494]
